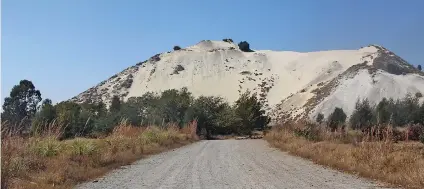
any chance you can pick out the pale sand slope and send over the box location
[76,140,392,189]
[70,40,424,120]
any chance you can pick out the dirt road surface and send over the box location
[77,140,392,189]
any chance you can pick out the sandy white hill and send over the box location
[70,40,424,122]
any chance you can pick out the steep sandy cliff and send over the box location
[70,40,424,122]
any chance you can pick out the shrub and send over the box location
[69,139,97,156]
[222,38,233,43]
[30,137,62,157]
[150,54,161,62]
[121,78,133,88]
[407,124,424,141]
[415,92,423,98]
[173,46,181,51]
[238,41,254,52]
[316,113,324,124]
[173,65,185,74]
[293,123,321,141]
[327,107,346,131]
[240,71,252,75]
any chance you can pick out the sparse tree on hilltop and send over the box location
[223,38,234,43]
[238,41,254,52]
[173,46,181,51]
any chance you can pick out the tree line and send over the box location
[317,93,424,131]
[1,80,270,139]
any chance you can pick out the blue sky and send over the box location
[2,0,424,104]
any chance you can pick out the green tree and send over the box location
[31,99,56,134]
[403,95,421,124]
[55,101,82,138]
[93,113,122,135]
[1,80,42,133]
[233,90,270,135]
[316,113,324,124]
[110,95,121,113]
[350,99,374,130]
[156,88,193,127]
[186,96,231,138]
[327,107,347,131]
[81,101,107,118]
[418,103,424,125]
[126,92,160,125]
[118,101,143,126]
[375,98,391,124]
[389,95,421,126]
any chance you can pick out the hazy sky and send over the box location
[2,0,424,104]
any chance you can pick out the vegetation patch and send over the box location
[173,46,181,51]
[240,71,252,75]
[2,79,272,188]
[173,65,185,75]
[149,54,161,62]
[265,123,424,189]
[238,41,254,52]
[2,123,198,189]
[222,38,233,43]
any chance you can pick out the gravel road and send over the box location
[77,140,392,189]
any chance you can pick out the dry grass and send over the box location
[265,124,424,189]
[1,120,198,189]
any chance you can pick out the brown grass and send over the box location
[1,120,198,189]
[265,124,424,189]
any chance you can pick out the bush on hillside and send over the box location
[223,38,233,43]
[173,46,181,51]
[316,113,324,124]
[173,65,185,74]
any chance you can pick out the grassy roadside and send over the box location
[265,125,424,189]
[1,121,199,189]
